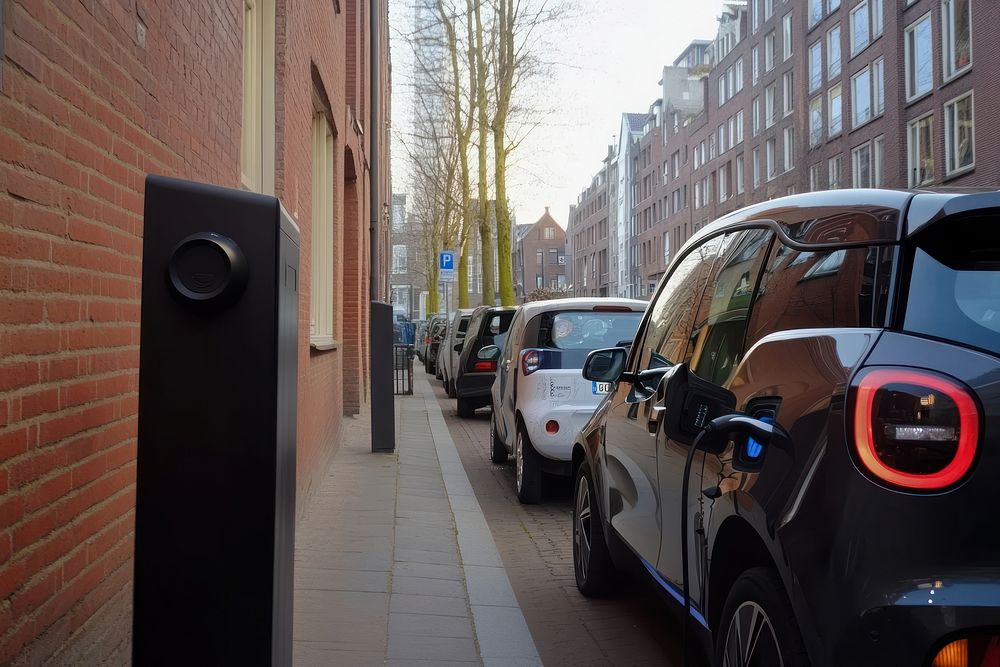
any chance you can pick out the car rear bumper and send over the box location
[456,372,495,399]
[522,404,602,466]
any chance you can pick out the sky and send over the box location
[390,0,724,229]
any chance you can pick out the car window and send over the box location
[503,310,524,359]
[745,243,876,349]
[688,229,772,387]
[636,234,725,370]
[537,311,643,350]
[483,311,516,348]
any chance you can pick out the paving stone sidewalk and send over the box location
[292,375,541,666]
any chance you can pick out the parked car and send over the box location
[454,305,517,418]
[424,315,448,374]
[572,189,1000,667]
[440,309,476,397]
[414,320,429,361]
[483,298,645,503]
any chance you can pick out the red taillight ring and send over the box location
[854,368,979,490]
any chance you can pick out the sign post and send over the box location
[439,251,455,314]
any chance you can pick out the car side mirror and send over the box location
[478,345,500,360]
[657,364,738,451]
[583,347,628,383]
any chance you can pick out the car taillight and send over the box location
[932,633,1000,667]
[424,336,431,344]
[545,420,559,434]
[521,349,543,375]
[592,305,632,312]
[473,360,496,372]
[852,368,979,491]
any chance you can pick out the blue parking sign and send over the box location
[440,251,455,270]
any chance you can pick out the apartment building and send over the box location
[567,147,612,297]
[512,209,567,302]
[571,0,994,298]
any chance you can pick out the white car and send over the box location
[482,298,646,503]
[440,309,475,398]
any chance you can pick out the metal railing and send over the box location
[393,344,414,395]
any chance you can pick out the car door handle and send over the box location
[647,404,665,434]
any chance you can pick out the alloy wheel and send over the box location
[721,601,784,667]
[574,475,591,578]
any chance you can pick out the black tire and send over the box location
[715,567,810,667]
[457,397,474,418]
[573,459,615,597]
[514,422,542,504]
[490,417,508,464]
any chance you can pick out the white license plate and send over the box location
[592,381,612,394]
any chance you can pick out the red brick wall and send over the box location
[0,0,388,662]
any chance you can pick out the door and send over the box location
[604,234,725,565]
[655,229,772,590]
[495,309,525,446]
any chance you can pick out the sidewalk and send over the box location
[292,374,541,666]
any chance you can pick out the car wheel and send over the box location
[573,459,615,597]
[514,423,542,504]
[715,567,810,667]
[457,397,474,418]
[490,417,508,464]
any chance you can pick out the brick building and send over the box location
[571,0,996,296]
[512,208,566,302]
[567,146,612,297]
[0,0,390,662]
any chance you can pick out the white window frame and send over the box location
[765,0,774,20]
[907,113,935,187]
[828,83,842,135]
[310,108,336,348]
[765,31,776,72]
[873,57,884,117]
[827,24,841,78]
[752,46,760,84]
[829,155,843,189]
[873,135,884,187]
[944,91,975,176]
[851,67,872,128]
[942,0,972,81]
[905,13,933,101]
[735,109,745,144]
[392,244,408,274]
[735,57,745,93]
[809,96,823,147]
[719,164,728,203]
[783,71,794,116]
[851,142,873,187]
[765,83,777,128]
[735,154,745,194]
[752,96,761,135]
[783,13,793,61]
[753,147,762,187]
[809,41,823,93]
[719,76,727,107]
[850,1,870,55]
[809,163,822,191]
[783,126,795,171]
[809,0,823,29]
[766,138,776,181]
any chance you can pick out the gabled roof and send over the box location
[514,223,533,241]
[624,112,647,134]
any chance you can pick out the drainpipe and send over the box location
[369,0,380,302]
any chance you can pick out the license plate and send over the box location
[592,381,612,394]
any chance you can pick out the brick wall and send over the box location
[0,0,389,662]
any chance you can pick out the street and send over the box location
[426,373,686,666]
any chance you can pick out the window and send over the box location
[942,0,972,79]
[543,226,555,239]
[719,76,727,106]
[783,13,793,60]
[829,154,843,188]
[536,248,544,266]
[694,180,703,209]
[752,46,760,84]
[852,68,871,127]
[689,230,772,386]
[752,96,761,135]
[852,142,873,187]
[905,14,933,100]
[729,117,736,148]
[850,3,868,54]
[765,32,776,71]
[809,96,823,147]
[719,164,728,202]
[536,276,543,288]
[637,235,725,369]
[753,147,761,187]
[809,163,823,190]
[829,83,842,135]
[873,135,884,187]
[736,154,745,194]
[747,243,876,349]
[735,58,744,92]
[828,25,841,78]
[783,126,795,171]
[944,92,974,175]
[830,0,840,10]
[752,0,761,32]
[242,0,263,190]
[809,41,823,92]
[873,57,884,116]
[783,71,794,115]
[765,83,776,127]
[735,110,744,144]
[392,244,408,274]
[765,0,774,20]
[310,108,336,347]
[908,114,934,186]
[809,0,823,28]
[549,248,559,265]
[719,124,727,153]
[766,138,776,180]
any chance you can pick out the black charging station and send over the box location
[133,175,299,666]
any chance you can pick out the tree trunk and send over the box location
[493,0,515,306]
[473,0,494,306]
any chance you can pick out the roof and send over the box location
[514,223,533,241]
[516,297,647,318]
[624,112,646,134]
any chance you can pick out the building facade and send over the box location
[512,209,567,302]
[571,0,995,300]
[0,0,390,662]
[567,147,612,297]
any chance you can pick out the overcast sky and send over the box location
[390,0,724,229]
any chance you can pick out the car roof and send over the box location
[516,297,647,318]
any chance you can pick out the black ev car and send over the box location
[572,189,1000,666]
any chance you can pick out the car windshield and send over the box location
[539,311,642,350]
